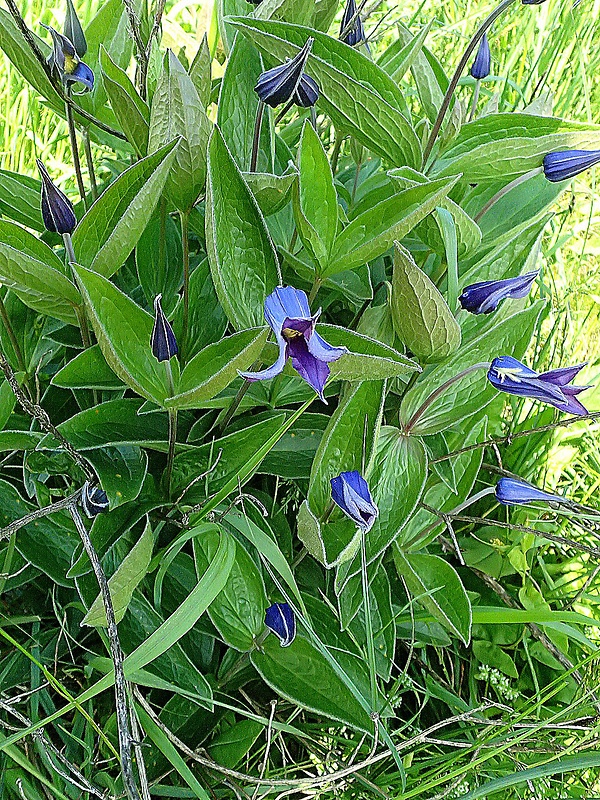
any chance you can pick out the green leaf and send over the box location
[229,18,421,167]
[0,221,80,324]
[243,169,297,216]
[148,50,213,211]
[52,344,125,390]
[378,21,433,85]
[394,22,448,122]
[217,33,272,172]
[194,527,267,651]
[391,242,461,362]
[73,265,172,405]
[399,301,545,435]
[326,176,459,276]
[83,520,154,626]
[0,169,44,231]
[472,640,518,678]
[254,0,314,25]
[317,324,420,381]
[100,46,149,156]
[71,140,179,277]
[293,121,338,272]
[171,259,228,360]
[251,635,373,731]
[85,445,148,508]
[189,34,212,108]
[432,113,600,184]
[394,549,472,644]
[260,412,327,478]
[166,328,269,409]
[136,208,183,309]
[208,720,263,769]
[206,126,280,329]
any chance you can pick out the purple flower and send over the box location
[330,471,378,533]
[459,271,538,315]
[81,481,109,517]
[151,294,178,362]
[496,477,570,507]
[488,356,590,416]
[36,159,77,235]
[240,286,346,401]
[340,0,367,47]
[255,38,319,108]
[543,150,600,183]
[265,602,296,647]
[42,24,94,91]
[470,33,491,80]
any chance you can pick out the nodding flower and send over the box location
[81,481,110,517]
[488,356,590,416]
[459,271,538,315]
[495,477,571,507]
[330,470,378,533]
[470,33,491,80]
[42,24,94,91]
[240,286,346,401]
[254,38,319,108]
[150,295,178,362]
[340,0,368,48]
[543,149,600,183]
[36,159,77,235]
[265,602,296,647]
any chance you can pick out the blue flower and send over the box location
[496,477,570,507]
[330,470,378,533]
[36,159,77,235]
[240,286,346,401]
[42,24,94,91]
[488,356,590,416]
[255,38,319,108]
[265,602,296,647]
[340,0,367,47]
[459,271,538,315]
[543,150,600,183]
[81,481,109,517]
[151,294,178,362]
[470,33,491,80]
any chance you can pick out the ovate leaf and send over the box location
[100,46,149,156]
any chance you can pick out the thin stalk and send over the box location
[422,0,516,166]
[74,306,92,350]
[66,88,87,209]
[330,133,344,174]
[474,167,543,222]
[82,129,98,201]
[468,80,481,122]
[69,504,141,800]
[308,276,322,305]
[404,362,490,432]
[180,210,190,358]
[217,377,252,436]
[0,296,27,378]
[360,527,378,711]
[250,101,265,172]
[62,232,76,265]
[164,360,177,496]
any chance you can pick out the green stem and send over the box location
[0,295,27,378]
[404,362,490,432]
[468,80,481,122]
[0,531,17,597]
[474,167,543,223]
[308,276,322,305]
[65,89,87,209]
[422,0,516,166]
[82,128,98,201]
[165,360,177,496]
[250,101,265,172]
[360,527,378,711]
[74,306,92,350]
[180,210,190,359]
[217,377,252,436]
[62,232,76,265]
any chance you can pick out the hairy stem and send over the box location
[474,167,543,222]
[66,90,87,208]
[468,80,481,122]
[82,128,99,201]
[250,101,265,172]
[180,210,190,359]
[218,377,252,436]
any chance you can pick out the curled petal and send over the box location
[294,73,319,107]
[68,59,95,91]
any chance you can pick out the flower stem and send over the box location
[474,167,543,223]
[180,209,190,360]
[422,0,516,166]
[82,128,99,201]
[360,526,378,712]
[308,276,322,305]
[468,80,481,122]
[0,295,27,379]
[62,232,76,265]
[217,377,252,436]
[65,88,88,209]
[250,101,265,172]
[404,362,491,432]
[164,360,177,497]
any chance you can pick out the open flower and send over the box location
[42,24,94,91]
[496,477,570,507]
[330,470,378,533]
[240,286,346,401]
[255,38,319,108]
[36,159,77,235]
[151,294,178,362]
[543,149,600,183]
[340,0,367,48]
[81,481,109,517]
[488,356,590,416]
[265,602,296,647]
[459,271,538,315]
[470,33,491,80]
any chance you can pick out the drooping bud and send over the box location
[81,481,110,517]
[340,0,367,48]
[543,149,600,183]
[255,38,318,109]
[330,470,378,533]
[459,271,538,315]
[150,294,178,362]
[470,33,491,80]
[265,602,296,647]
[64,0,87,58]
[36,159,77,234]
[495,477,570,507]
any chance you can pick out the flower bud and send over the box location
[265,602,296,647]
[255,38,318,108]
[81,481,110,517]
[543,149,600,183]
[36,159,77,235]
[470,33,491,80]
[330,470,378,533]
[150,294,178,362]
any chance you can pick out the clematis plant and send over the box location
[543,149,600,182]
[495,477,571,507]
[42,24,94,91]
[264,602,296,647]
[254,38,319,109]
[36,159,77,235]
[459,272,538,315]
[330,471,378,533]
